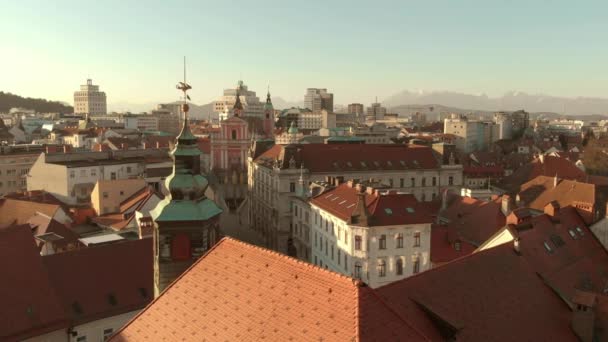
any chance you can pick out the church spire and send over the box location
[233,86,243,117]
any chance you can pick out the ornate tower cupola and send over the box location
[150,59,223,297]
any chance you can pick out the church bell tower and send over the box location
[150,59,223,297]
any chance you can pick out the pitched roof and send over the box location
[112,237,429,341]
[498,155,586,193]
[254,143,440,172]
[27,212,83,251]
[430,225,477,264]
[505,207,608,303]
[0,196,65,226]
[518,176,596,224]
[377,243,578,341]
[0,225,68,340]
[439,194,506,246]
[311,182,433,226]
[42,238,153,326]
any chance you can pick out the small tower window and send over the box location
[171,233,192,261]
[231,129,237,140]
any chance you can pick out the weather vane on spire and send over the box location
[176,56,192,120]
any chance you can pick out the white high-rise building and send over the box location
[214,80,264,121]
[74,79,107,115]
[304,88,334,112]
[366,102,387,122]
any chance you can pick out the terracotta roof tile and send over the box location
[0,225,68,340]
[255,144,440,172]
[311,182,433,226]
[43,238,153,326]
[112,238,428,341]
[377,243,579,341]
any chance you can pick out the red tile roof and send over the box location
[0,196,67,226]
[518,176,596,224]
[255,144,440,172]
[498,155,586,193]
[377,243,579,341]
[0,225,68,340]
[439,194,506,246]
[42,238,153,326]
[28,213,83,251]
[311,182,433,226]
[430,225,476,264]
[112,237,429,341]
[505,207,608,303]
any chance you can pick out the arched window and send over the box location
[171,233,191,261]
[377,259,386,277]
[231,129,237,140]
[396,258,404,275]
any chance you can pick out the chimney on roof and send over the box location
[571,290,597,342]
[539,154,544,163]
[326,176,332,184]
[544,201,560,217]
[513,237,521,255]
[366,186,375,195]
[351,191,371,226]
[554,174,558,188]
[501,195,513,216]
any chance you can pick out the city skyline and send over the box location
[1,0,607,109]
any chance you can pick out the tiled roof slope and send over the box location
[112,237,428,341]
[42,238,153,326]
[506,207,608,304]
[0,225,68,340]
[518,176,597,224]
[498,155,586,193]
[439,194,506,246]
[377,243,578,341]
[254,144,440,172]
[311,182,433,226]
[28,212,83,250]
[0,197,64,225]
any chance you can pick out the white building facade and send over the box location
[74,79,107,115]
[300,181,432,288]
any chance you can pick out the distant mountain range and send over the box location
[0,91,73,113]
[383,90,608,115]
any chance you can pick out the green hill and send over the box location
[0,91,73,113]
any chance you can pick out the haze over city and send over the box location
[3,1,608,341]
[1,0,607,110]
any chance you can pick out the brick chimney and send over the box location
[571,290,597,342]
[544,201,560,217]
[351,190,371,226]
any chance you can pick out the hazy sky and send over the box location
[1,0,607,109]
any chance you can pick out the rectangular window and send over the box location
[344,254,348,271]
[379,235,386,250]
[290,182,296,192]
[396,259,404,275]
[70,170,75,178]
[397,233,404,248]
[413,258,420,274]
[325,240,328,256]
[355,235,362,250]
[389,178,393,187]
[378,260,386,277]
[354,262,361,278]
[400,178,404,188]
[331,245,334,260]
[421,177,426,186]
[80,169,86,177]
[448,176,454,186]
[91,169,97,176]
[432,177,437,186]
[414,232,421,247]
[127,166,132,173]
[103,328,114,341]
[410,177,415,187]
[111,172,117,180]
[338,250,341,265]
[103,192,108,199]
